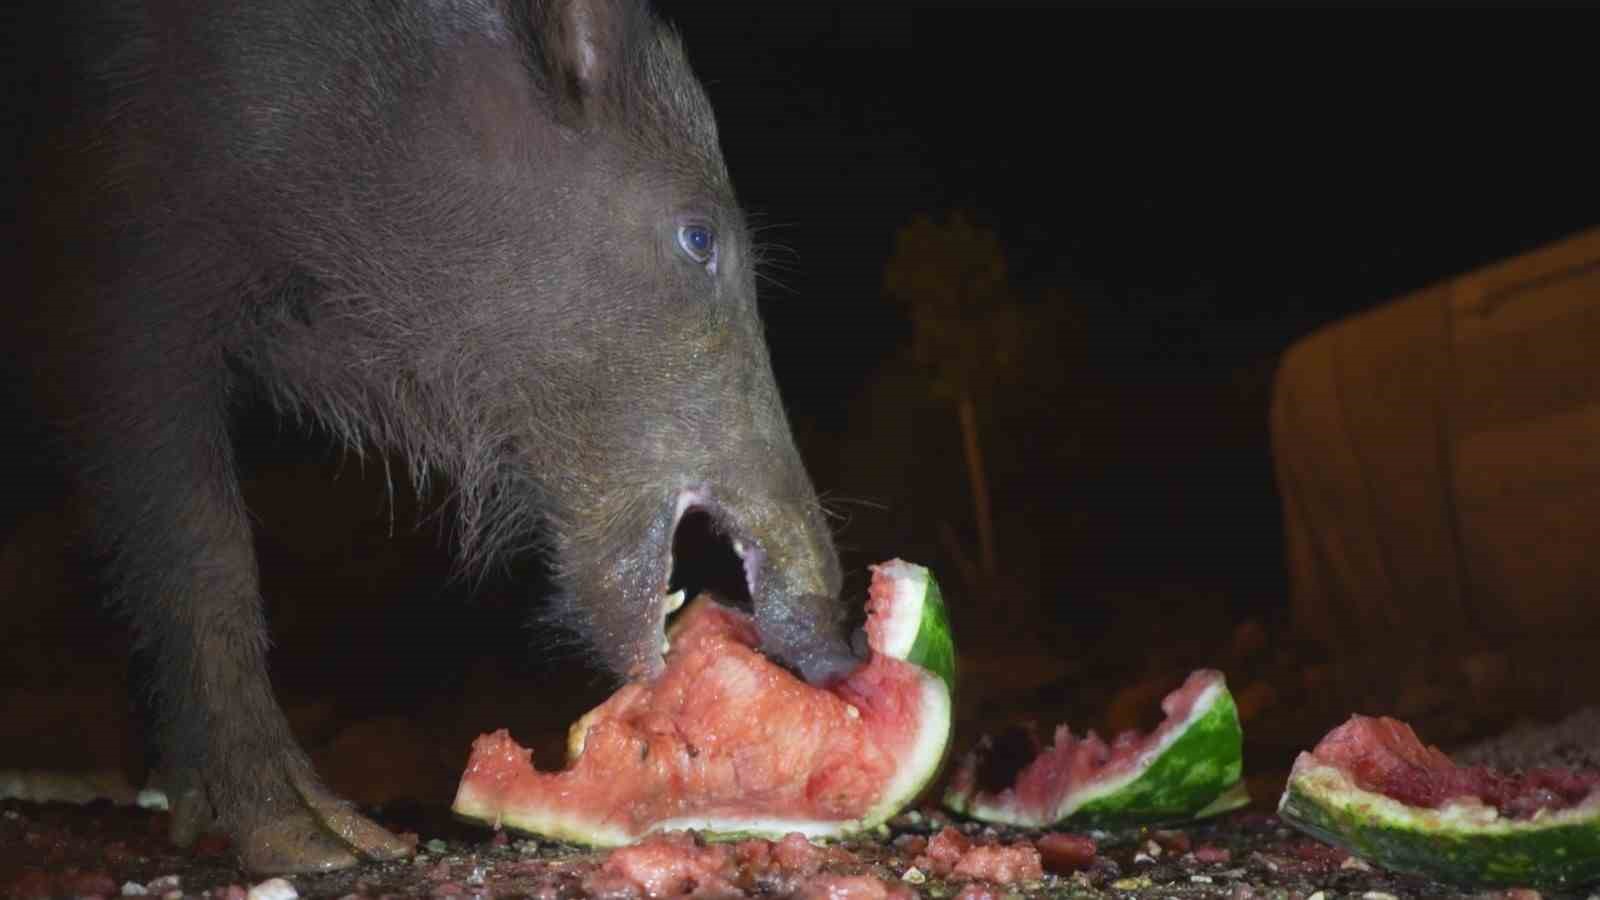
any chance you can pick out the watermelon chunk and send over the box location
[863,558,956,695]
[1278,715,1600,889]
[451,560,955,846]
[942,669,1247,827]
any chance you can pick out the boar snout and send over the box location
[752,590,862,686]
[667,485,859,685]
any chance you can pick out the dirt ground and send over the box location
[8,792,1597,900]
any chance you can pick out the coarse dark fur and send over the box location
[9,0,853,874]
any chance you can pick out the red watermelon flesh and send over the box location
[1309,716,1600,820]
[452,594,947,845]
[947,669,1226,821]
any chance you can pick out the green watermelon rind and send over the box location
[869,559,958,695]
[453,562,956,847]
[944,675,1247,828]
[1191,778,1252,820]
[1278,757,1600,889]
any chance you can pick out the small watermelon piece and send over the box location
[863,558,956,695]
[942,669,1247,827]
[451,560,955,846]
[1278,715,1600,889]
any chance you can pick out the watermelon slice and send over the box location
[1278,715,1600,889]
[451,559,955,846]
[942,669,1247,827]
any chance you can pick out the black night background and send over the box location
[652,8,1597,617]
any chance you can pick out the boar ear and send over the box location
[540,0,629,107]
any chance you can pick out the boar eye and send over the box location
[676,223,717,271]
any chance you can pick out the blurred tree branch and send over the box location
[884,211,1023,589]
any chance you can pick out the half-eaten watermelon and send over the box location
[1278,715,1600,889]
[942,669,1247,827]
[451,559,955,846]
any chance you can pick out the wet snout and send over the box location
[752,590,862,686]
[665,487,861,685]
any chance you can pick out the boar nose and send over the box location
[794,630,865,686]
[754,591,864,686]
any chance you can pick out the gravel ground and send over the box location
[4,796,1596,900]
[1455,707,1600,772]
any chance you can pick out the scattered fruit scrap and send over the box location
[943,668,1248,827]
[1279,714,1600,890]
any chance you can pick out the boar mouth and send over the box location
[655,487,765,655]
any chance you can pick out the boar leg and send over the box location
[89,369,410,873]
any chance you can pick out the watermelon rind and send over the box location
[1278,755,1600,889]
[452,561,956,847]
[867,559,958,695]
[944,673,1247,827]
[1191,778,1252,820]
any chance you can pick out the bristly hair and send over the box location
[747,215,803,299]
[224,0,740,588]
[250,328,555,587]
